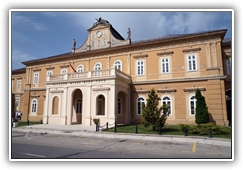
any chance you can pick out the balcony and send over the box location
[46,67,131,84]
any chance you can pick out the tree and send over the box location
[141,88,169,130]
[195,88,209,124]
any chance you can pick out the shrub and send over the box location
[179,123,231,135]
[195,89,209,124]
[93,118,100,125]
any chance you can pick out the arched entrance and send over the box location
[117,91,127,124]
[72,89,83,124]
[226,90,231,127]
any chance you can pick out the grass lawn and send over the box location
[14,121,42,127]
[102,124,232,139]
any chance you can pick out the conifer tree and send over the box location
[141,88,169,130]
[195,88,209,124]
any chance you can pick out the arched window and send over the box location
[94,62,102,70]
[189,95,197,116]
[162,96,172,115]
[114,60,122,71]
[118,98,121,114]
[31,99,37,113]
[137,97,145,115]
[94,62,102,76]
[76,99,82,114]
[77,65,84,72]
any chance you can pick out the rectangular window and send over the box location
[61,69,67,74]
[226,60,231,75]
[137,61,144,75]
[161,58,170,73]
[187,55,197,71]
[17,80,21,90]
[33,73,39,84]
[47,71,52,75]
[15,97,19,107]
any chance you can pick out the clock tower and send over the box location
[73,18,131,53]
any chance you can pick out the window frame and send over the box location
[47,71,52,75]
[137,97,146,115]
[15,97,20,107]
[113,60,122,71]
[187,54,197,71]
[31,99,37,114]
[137,60,144,76]
[189,95,197,116]
[33,73,39,84]
[161,58,170,73]
[76,99,82,114]
[162,96,172,115]
[17,80,21,90]
[61,69,67,74]
[77,64,84,72]
[118,98,122,115]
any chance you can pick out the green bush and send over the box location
[93,118,100,125]
[179,123,231,135]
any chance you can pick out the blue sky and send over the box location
[11,11,232,70]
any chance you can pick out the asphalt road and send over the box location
[11,132,232,159]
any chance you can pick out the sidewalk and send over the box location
[11,124,231,147]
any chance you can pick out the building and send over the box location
[12,18,232,126]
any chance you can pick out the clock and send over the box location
[96,31,102,37]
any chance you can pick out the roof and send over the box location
[22,29,229,65]
[12,67,26,74]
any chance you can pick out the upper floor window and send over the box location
[187,55,197,71]
[161,58,170,73]
[33,73,39,84]
[15,97,19,107]
[17,80,21,90]
[226,59,231,75]
[137,61,144,75]
[61,69,67,74]
[114,60,122,71]
[77,65,84,72]
[94,62,102,70]
[47,71,52,75]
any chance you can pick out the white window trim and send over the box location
[113,60,122,71]
[17,80,21,90]
[47,71,53,75]
[189,95,197,116]
[137,60,145,76]
[137,97,146,115]
[61,69,67,74]
[161,58,170,73]
[77,64,84,72]
[31,99,37,114]
[187,54,197,71]
[33,72,39,84]
[94,62,102,70]
[162,96,172,115]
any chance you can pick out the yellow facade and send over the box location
[12,18,232,126]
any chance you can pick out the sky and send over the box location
[11,10,232,70]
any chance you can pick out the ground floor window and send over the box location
[162,96,172,115]
[118,98,121,114]
[137,97,145,115]
[97,95,105,115]
[189,95,196,115]
[31,99,37,113]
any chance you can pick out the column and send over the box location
[43,87,50,124]
[127,54,131,75]
[205,43,212,68]
[84,86,91,126]
[211,42,218,68]
[61,87,68,125]
[109,84,116,124]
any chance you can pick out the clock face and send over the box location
[96,31,102,37]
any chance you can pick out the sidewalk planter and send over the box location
[13,122,18,127]
[12,118,19,128]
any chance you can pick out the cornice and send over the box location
[33,68,41,72]
[30,95,40,98]
[23,88,46,91]
[157,89,177,93]
[50,90,63,93]
[21,29,227,67]
[157,51,174,56]
[133,90,150,93]
[59,65,70,68]
[183,88,206,92]
[92,87,110,91]
[182,47,201,53]
[45,67,55,70]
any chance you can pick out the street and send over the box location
[11,132,231,159]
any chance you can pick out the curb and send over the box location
[12,127,231,147]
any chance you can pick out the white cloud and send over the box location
[12,50,37,70]
[12,13,47,31]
